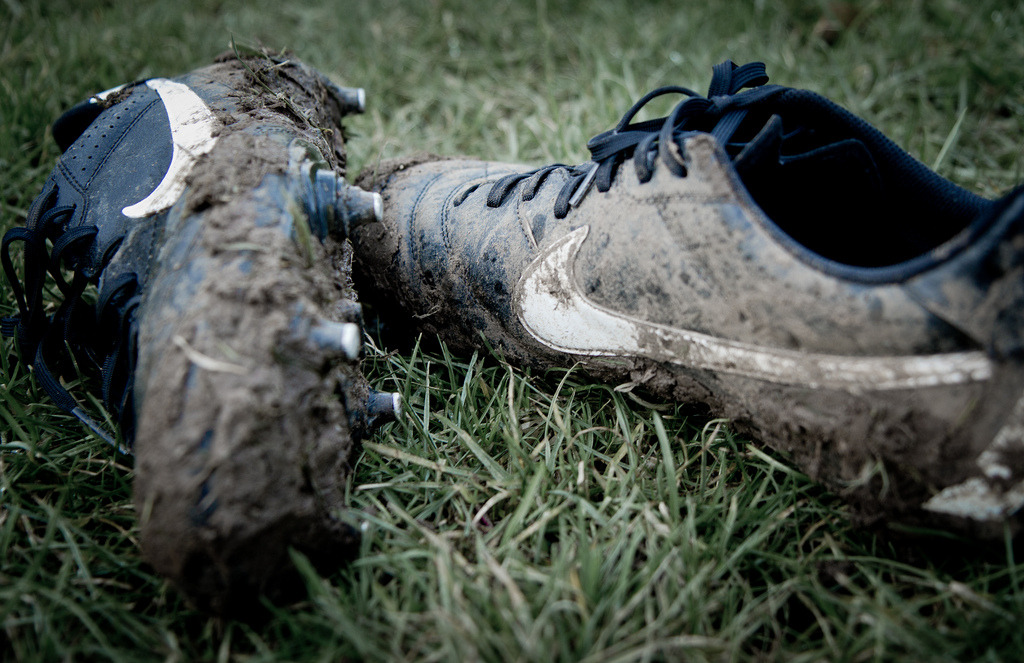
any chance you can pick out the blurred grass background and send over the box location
[2,0,1024,661]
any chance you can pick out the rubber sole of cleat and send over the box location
[130,55,370,617]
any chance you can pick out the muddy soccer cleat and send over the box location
[351,60,1024,538]
[2,52,399,614]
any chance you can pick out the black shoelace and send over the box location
[2,184,135,450]
[481,60,785,218]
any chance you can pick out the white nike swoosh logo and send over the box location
[514,226,993,392]
[122,79,219,218]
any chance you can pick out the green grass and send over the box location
[3,0,1024,660]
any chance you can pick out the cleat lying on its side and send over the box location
[351,60,1024,539]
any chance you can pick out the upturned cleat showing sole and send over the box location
[352,60,1024,538]
[3,51,392,615]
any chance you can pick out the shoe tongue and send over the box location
[729,114,904,266]
[733,113,882,194]
[732,114,785,176]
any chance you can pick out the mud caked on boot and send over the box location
[351,60,1024,539]
[2,52,400,615]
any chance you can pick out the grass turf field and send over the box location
[2,0,1024,660]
